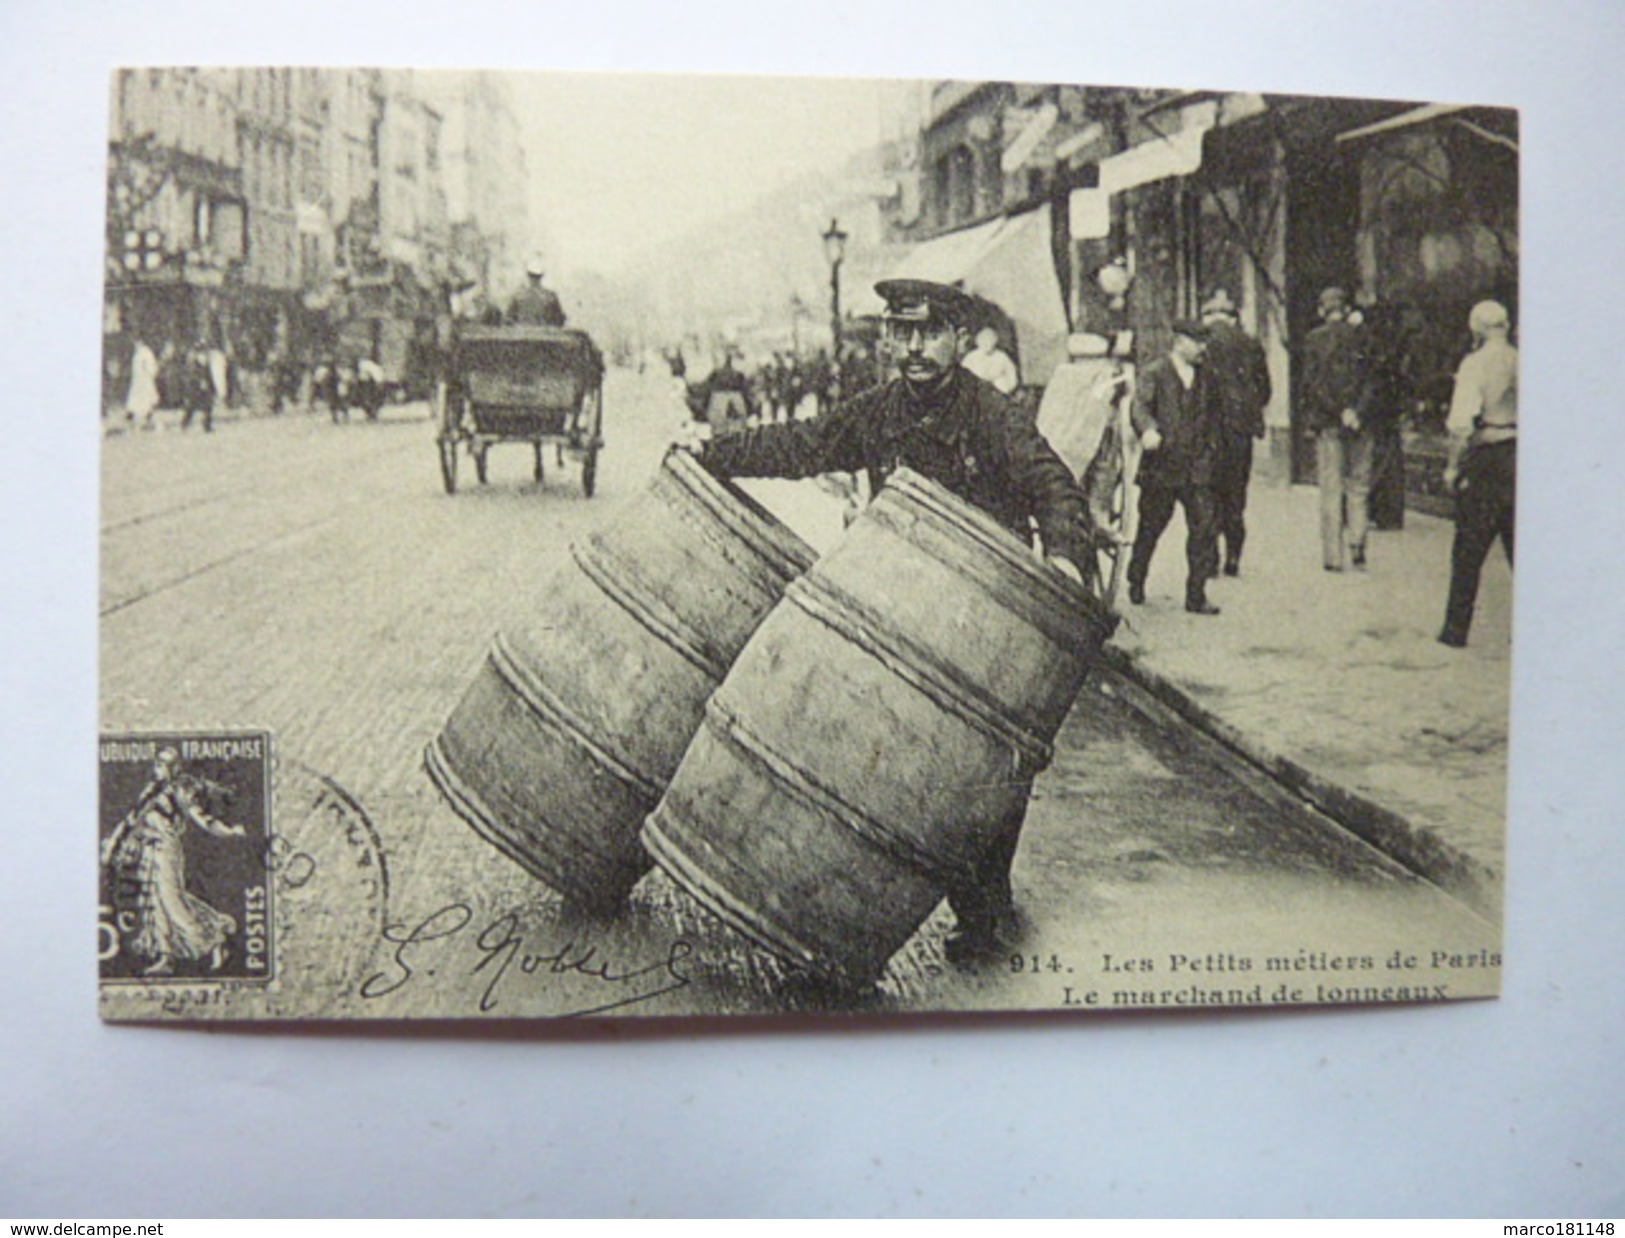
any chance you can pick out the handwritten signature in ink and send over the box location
[358,904,694,1017]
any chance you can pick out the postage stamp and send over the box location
[98,732,274,985]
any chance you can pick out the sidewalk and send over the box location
[1106,478,1511,917]
[102,397,429,437]
[102,400,286,436]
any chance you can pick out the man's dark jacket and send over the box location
[508,284,566,327]
[1202,320,1271,438]
[698,366,1090,567]
[1130,356,1219,487]
[1301,317,1372,434]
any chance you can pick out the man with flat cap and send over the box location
[690,277,1093,964]
[1126,318,1223,614]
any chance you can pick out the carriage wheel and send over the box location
[581,447,598,498]
[534,443,546,484]
[438,438,458,495]
[474,446,489,485]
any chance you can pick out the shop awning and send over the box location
[867,207,1070,386]
[1334,103,1466,143]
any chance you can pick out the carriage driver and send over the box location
[690,277,1093,963]
[508,257,567,328]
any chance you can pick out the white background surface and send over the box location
[3,0,1622,1218]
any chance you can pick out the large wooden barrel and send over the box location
[643,468,1116,984]
[426,450,817,908]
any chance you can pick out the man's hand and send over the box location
[1443,465,1460,491]
[1046,555,1084,585]
[1340,408,1361,433]
[1139,428,1163,451]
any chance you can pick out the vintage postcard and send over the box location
[98,69,1514,1021]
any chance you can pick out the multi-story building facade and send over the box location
[378,76,447,279]
[106,68,248,353]
[234,68,299,297]
[104,67,529,410]
[232,68,300,373]
[415,70,530,309]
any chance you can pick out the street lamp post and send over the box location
[822,217,847,405]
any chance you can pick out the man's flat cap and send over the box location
[875,278,978,327]
[1317,285,1349,314]
[1170,318,1210,342]
[1469,300,1510,333]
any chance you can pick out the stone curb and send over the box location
[1098,643,1502,923]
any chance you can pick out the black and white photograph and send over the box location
[97,66,1514,1020]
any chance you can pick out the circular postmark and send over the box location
[257,757,391,1018]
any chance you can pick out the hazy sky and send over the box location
[514,71,914,277]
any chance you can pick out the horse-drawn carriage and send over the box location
[435,325,605,496]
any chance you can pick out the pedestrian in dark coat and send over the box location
[178,343,216,432]
[1302,286,1375,570]
[685,350,757,436]
[1126,320,1222,613]
[1198,290,1271,575]
[695,278,1091,964]
[1353,291,1413,530]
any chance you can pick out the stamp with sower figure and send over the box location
[99,732,275,984]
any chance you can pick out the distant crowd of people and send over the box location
[110,259,576,435]
[117,337,230,433]
[669,342,886,439]
[116,341,398,431]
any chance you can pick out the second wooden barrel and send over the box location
[643,468,1116,984]
[426,450,817,909]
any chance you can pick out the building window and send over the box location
[300,233,322,288]
[215,200,246,261]
[948,145,977,225]
[933,145,980,228]
[932,157,951,227]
